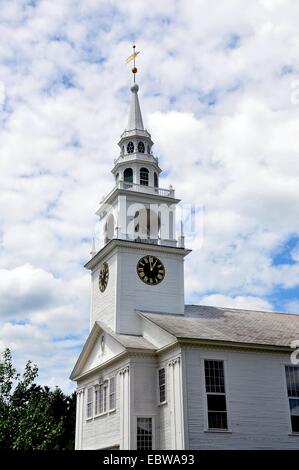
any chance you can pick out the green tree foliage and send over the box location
[0,348,75,450]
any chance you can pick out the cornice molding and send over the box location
[85,239,191,270]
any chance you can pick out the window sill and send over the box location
[86,417,93,422]
[158,401,167,407]
[94,412,108,419]
[204,429,232,434]
[288,433,299,436]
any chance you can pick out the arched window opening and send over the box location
[127,141,134,154]
[138,141,145,153]
[124,168,133,185]
[104,213,115,244]
[122,146,124,154]
[134,209,160,241]
[147,144,151,154]
[154,172,158,188]
[140,167,149,186]
[115,173,119,184]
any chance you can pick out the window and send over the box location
[140,167,149,186]
[94,386,100,415]
[94,382,108,415]
[127,141,134,154]
[285,365,299,432]
[124,168,133,184]
[204,360,228,430]
[104,213,114,244]
[109,376,116,410]
[86,387,93,419]
[158,368,166,403]
[147,144,150,154]
[154,172,158,188]
[138,141,145,153]
[137,417,153,450]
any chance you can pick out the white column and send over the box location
[75,389,84,450]
[119,366,130,449]
[168,357,184,449]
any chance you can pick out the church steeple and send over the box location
[127,83,144,131]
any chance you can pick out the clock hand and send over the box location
[152,260,157,270]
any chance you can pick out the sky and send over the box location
[0,0,299,392]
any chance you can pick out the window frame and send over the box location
[123,167,133,184]
[94,381,108,416]
[137,141,145,153]
[135,416,155,450]
[284,364,299,435]
[139,167,149,186]
[202,358,231,432]
[126,141,134,154]
[157,367,167,405]
[86,387,93,420]
[109,376,116,412]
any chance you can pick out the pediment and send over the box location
[70,322,125,380]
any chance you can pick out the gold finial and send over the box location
[125,43,140,83]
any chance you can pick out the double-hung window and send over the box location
[86,387,93,419]
[109,376,116,410]
[204,360,228,430]
[158,368,166,404]
[137,417,153,450]
[100,382,108,414]
[285,365,299,433]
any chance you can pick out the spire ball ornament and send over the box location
[131,83,139,93]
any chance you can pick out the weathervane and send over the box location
[125,43,140,83]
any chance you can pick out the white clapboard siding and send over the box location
[184,346,298,449]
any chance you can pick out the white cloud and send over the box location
[199,294,273,312]
[0,0,298,390]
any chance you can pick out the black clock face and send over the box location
[137,255,165,285]
[99,262,109,292]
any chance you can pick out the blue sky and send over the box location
[0,0,299,392]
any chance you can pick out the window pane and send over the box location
[109,377,116,410]
[95,389,99,414]
[286,366,299,398]
[140,168,149,186]
[158,368,166,403]
[103,385,107,412]
[160,385,166,403]
[291,416,299,433]
[124,168,133,184]
[207,394,227,412]
[138,142,145,153]
[137,417,152,450]
[208,412,228,429]
[127,142,134,154]
[204,360,225,393]
[289,398,299,416]
[87,387,93,418]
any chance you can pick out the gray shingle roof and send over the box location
[140,305,299,348]
[96,321,156,350]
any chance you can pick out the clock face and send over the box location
[99,262,109,292]
[137,255,165,285]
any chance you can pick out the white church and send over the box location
[70,74,299,450]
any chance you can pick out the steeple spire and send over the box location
[127,83,144,131]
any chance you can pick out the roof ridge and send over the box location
[185,304,299,318]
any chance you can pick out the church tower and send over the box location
[85,66,190,335]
